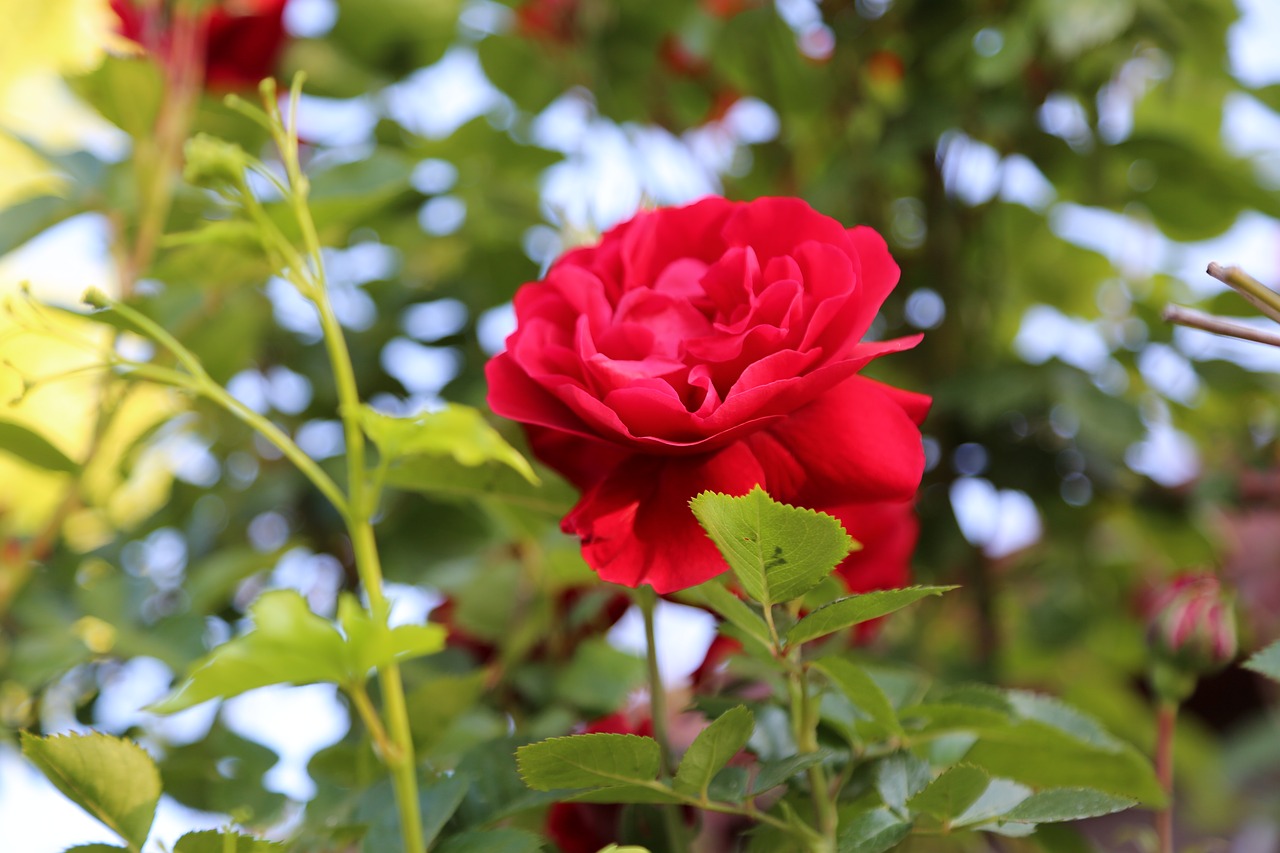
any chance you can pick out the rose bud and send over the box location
[1147,574,1238,676]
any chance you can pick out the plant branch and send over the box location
[257,78,424,853]
[1155,701,1177,853]
[1162,305,1280,349]
[1206,262,1280,324]
[637,584,685,850]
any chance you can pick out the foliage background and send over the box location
[4,0,1280,849]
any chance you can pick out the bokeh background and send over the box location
[4,0,1280,849]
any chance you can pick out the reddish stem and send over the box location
[1155,701,1177,853]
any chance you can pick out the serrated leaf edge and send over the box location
[21,732,160,852]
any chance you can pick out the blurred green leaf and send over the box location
[149,590,442,713]
[360,402,538,484]
[1244,640,1280,683]
[20,733,160,853]
[999,787,1136,823]
[160,723,285,825]
[836,806,913,853]
[905,764,989,820]
[875,751,932,814]
[554,638,645,713]
[172,831,282,853]
[434,829,545,853]
[814,658,904,738]
[0,419,80,474]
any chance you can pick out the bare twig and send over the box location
[1162,304,1280,349]
[1206,262,1280,325]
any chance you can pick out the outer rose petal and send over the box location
[827,500,919,642]
[749,374,926,505]
[844,226,902,337]
[563,442,768,592]
[525,425,630,491]
[828,501,918,593]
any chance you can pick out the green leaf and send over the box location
[554,638,646,714]
[690,486,854,609]
[836,807,913,853]
[69,56,164,140]
[1244,640,1280,683]
[1000,788,1137,823]
[172,831,283,852]
[567,785,686,804]
[337,593,446,677]
[0,419,80,473]
[419,776,472,847]
[905,764,989,821]
[159,722,284,824]
[689,580,774,647]
[60,846,128,852]
[951,778,1033,827]
[751,752,830,794]
[434,828,545,853]
[150,591,441,714]
[516,734,662,791]
[360,403,538,484]
[874,751,932,814]
[21,733,160,852]
[788,587,956,646]
[383,452,575,524]
[148,590,347,712]
[961,720,1162,804]
[674,705,754,799]
[814,658,903,738]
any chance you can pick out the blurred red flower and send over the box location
[111,0,288,90]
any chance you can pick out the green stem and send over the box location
[91,306,350,519]
[788,657,837,852]
[266,84,423,849]
[345,682,396,762]
[637,585,685,851]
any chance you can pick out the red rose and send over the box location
[111,0,287,90]
[487,197,929,593]
[515,0,578,43]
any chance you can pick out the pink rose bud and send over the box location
[1147,574,1238,674]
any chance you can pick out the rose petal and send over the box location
[750,375,927,503]
[845,226,901,335]
[721,197,853,262]
[563,442,768,592]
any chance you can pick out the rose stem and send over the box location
[1155,700,1177,853]
[637,584,685,848]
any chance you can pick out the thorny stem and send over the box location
[637,585,685,851]
[1155,701,1177,853]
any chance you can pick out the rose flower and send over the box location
[111,0,288,90]
[487,197,929,593]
